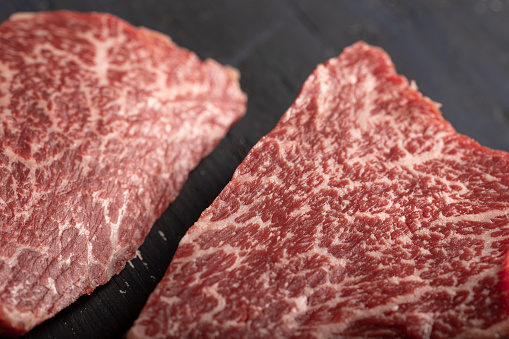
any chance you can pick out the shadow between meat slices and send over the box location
[127,42,509,339]
[0,10,246,337]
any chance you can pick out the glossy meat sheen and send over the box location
[128,42,509,339]
[0,11,246,337]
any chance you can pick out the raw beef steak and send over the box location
[127,42,509,338]
[0,11,246,337]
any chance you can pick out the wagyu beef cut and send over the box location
[0,10,245,337]
[128,42,509,338]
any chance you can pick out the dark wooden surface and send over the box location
[1,1,509,338]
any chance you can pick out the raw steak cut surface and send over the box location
[0,10,246,337]
[127,42,509,339]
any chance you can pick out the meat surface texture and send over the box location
[127,42,509,339]
[0,10,246,337]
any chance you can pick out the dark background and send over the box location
[1,0,509,338]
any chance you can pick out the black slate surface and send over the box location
[1,1,509,338]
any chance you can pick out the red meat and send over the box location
[128,42,509,338]
[0,11,245,337]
